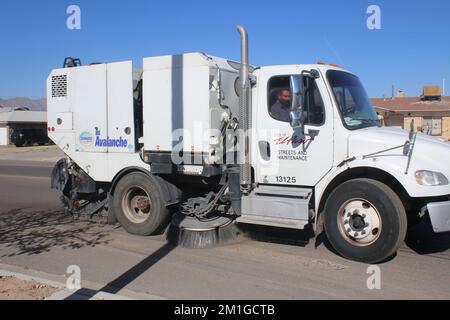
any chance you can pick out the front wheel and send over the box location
[324,178,407,263]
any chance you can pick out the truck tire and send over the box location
[112,172,170,236]
[106,194,118,225]
[324,178,407,264]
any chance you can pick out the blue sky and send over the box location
[0,0,449,99]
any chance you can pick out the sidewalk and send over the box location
[0,264,165,300]
[0,145,63,163]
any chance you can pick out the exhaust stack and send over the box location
[237,25,251,192]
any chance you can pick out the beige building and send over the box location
[372,87,450,141]
[0,110,47,145]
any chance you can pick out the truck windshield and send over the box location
[327,70,380,130]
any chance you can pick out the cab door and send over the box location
[253,66,334,187]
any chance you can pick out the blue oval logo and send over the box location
[79,132,94,147]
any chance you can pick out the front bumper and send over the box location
[427,201,450,233]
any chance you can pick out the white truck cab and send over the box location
[48,27,450,264]
[253,64,450,221]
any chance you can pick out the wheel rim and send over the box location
[122,186,152,224]
[337,199,382,246]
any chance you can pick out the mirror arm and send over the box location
[302,69,320,79]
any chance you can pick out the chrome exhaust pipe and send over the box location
[237,25,249,88]
[237,25,251,192]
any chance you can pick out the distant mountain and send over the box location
[0,97,46,111]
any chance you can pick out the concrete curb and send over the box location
[0,269,134,300]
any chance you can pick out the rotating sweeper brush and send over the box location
[166,182,243,248]
[166,213,242,249]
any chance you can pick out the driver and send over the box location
[271,89,292,122]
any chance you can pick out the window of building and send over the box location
[423,117,442,136]
[268,75,325,125]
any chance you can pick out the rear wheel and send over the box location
[112,172,170,236]
[324,178,407,263]
[106,195,118,225]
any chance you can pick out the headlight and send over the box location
[415,170,449,186]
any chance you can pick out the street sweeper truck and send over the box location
[48,26,450,263]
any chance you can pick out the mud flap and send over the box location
[314,212,325,248]
[51,158,70,192]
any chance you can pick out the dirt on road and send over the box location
[0,275,58,300]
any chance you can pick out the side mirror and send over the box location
[289,75,304,129]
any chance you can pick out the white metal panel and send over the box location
[107,61,136,153]
[72,64,108,153]
[50,132,77,157]
[69,151,149,182]
[143,52,209,71]
[107,153,150,181]
[182,64,210,154]
[55,112,73,131]
[143,67,173,151]
[0,128,8,146]
[47,69,77,157]
[143,53,211,154]
[47,69,74,148]
[70,152,109,180]
[46,63,149,183]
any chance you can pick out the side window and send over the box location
[268,76,291,122]
[268,75,325,125]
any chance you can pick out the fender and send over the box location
[347,156,450,198]
[315,156,450,221]
[110,167,183,207]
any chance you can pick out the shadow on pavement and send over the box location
[405,219,450,256]
[0,209,113,257]
[239,223,315,247]
[64,242,175,300]
[240,220,450,262]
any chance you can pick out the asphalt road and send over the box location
[0,152,450,300]
[0,160,60,211]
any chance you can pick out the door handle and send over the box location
[259,141,271,161]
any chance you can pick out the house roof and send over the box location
[371,96,450,113]
[0,111,47,124]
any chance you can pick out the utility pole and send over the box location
[443,79,446,97]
